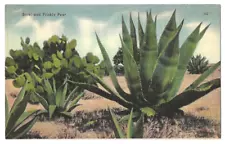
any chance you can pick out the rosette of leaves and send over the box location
[34,78,84,119]
[5,81,44,139]
[70,10,220,117]
[187,54,209,74]
[109,108,144,138]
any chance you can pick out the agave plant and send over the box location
[70,10,220,117]
[187,54,209,74]
[5,81,43,139]
[109,108,144,138]
[35,77,84,119]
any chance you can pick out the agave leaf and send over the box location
[198,24,210,41]
[160,78,220,112]
[120,35,145,104]
[66,92,84,112]
[127,109,134,138]
[56,83,68,108]
[151,20,183,94]
[130,13,138,62]
[49,105,56,119]
[6,81,28,135]
[63,86,79,109]
[5,95,9,127]
[85,70,129,103]
[35,92,49,110]
[59,111,73,118]
[166,23,208,101]
[8,117,38,139]
[68,80,132,109]
[95,33,129,98]
[52,78,56,94]
[67,104,81,113]
[109,108,125,138]
[43,79,54,105]
[133,113,144,138]
[154,15,157,28]
[14,110,40,130]
[138,12,144,48]
[122,15,133,54]
[140,11,158,95]
[55,86,63,107]
[186,61,220,90]
[158,10,177,55]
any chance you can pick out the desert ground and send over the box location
[5,67,221,138]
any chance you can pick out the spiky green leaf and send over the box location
[158,10,177,55]
[133,113,144,138]
[130,13,138,62]
[7,117,37,139]
[160,78,220,112]
[109,108,125,138]
[95,33,129,99]
[122,16,133,54]
[35,92,49,110]
[166,23,208,101]
[120,35,144,103]
[49,105,56,119]
[127,109,134,138]
[186,61,220,90]
[6,81,28,135]
[140,11,158,94]
[151,20,183,94]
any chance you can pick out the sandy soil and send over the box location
[5,68,221,138]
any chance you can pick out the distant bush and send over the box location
[187,54,209,74]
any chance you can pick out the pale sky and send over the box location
[5,5,221,63]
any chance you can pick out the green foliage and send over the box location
[5,35,105,104]
[187,54,209,74]
[35,78,84,119]
[109,108,144,138]
[5,81,44,139]
[113,65,124,75]
[113,47,140,75]
[71,10,221,117]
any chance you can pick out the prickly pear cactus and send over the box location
[187,54,209,74]
[5,35,105,104]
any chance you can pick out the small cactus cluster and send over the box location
[187,54,209,74]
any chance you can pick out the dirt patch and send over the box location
[22,109,220,139]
